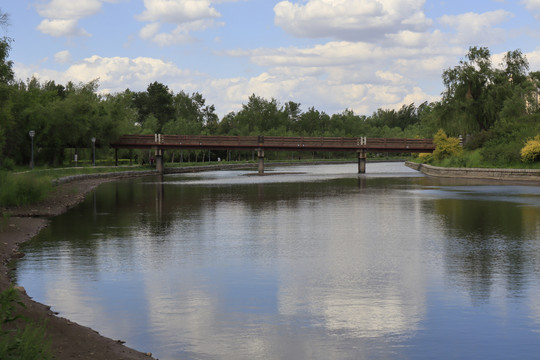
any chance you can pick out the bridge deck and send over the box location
[111,134,435,153]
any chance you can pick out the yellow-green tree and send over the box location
[432,129,462,160]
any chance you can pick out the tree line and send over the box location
[1,9,539,167]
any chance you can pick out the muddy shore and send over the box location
[0,176,156,360]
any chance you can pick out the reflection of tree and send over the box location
[432,198,540,301]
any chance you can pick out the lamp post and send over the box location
[29,130,35,169]
[91,137,96,166]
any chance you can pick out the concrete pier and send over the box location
[358,150,366,174]
[258,149,265,175]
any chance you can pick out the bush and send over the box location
[0,158,16,171]
[0,172,52,208]
[481,141,522,166]
[432,129,462,161]
[464,130,494,150]
[521,135,540,163]
[417,152,433,163]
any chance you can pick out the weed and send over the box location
[0,287,52,359]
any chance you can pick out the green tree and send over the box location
[132,82,174,133]
[439,47,531,135]
[0,9,13,167]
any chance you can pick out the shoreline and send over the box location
[405,161,540,183]
[0,176,156,360]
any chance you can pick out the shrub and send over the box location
[0,172,52,208]
[432,129,462,161]
[0,158,16,171]
[521,135,540,163]
[417,152,433,163]
[464,130,494,150]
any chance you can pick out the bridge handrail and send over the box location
[111,134,435,151]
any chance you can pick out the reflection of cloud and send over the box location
[276,194,427,339]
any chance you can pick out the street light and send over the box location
[91,137,96,166]
[29,130,35,169]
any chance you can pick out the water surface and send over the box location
[15,163,540,359]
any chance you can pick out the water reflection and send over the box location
[14,163,540,359]
[423,186,540,302]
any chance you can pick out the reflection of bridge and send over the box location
[111,134,435,174]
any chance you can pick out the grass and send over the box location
[0,288,52,360]
[0,172,53,208]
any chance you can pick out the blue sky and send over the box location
[3,0,540,118]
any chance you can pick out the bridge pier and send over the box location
[257,136,265,175]
[156,149,164,174]
[258,149,265,175]
[358,149,366,174]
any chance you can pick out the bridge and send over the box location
[111,134,435,174]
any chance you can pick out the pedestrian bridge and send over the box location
[111,134,435,174]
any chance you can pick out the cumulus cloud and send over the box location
[37,19,90,37]
[54,50,72,64]
[34,0,110,37]
[522,0,540,12]
[273,0,432,42]
[136,0,223,45]
[438,10,513,45]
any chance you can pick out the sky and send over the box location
[2,0,540,118]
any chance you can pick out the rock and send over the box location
[14,285,26,294]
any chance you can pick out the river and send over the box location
[14,162,540,359]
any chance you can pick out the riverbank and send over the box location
[405,161,540,182]
[0,176,156,360]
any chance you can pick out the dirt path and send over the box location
[1,178,156,360]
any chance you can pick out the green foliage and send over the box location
[0,172,52,207]
[478,116,540,166]
[438,46,533,134]
[0,288,51,360]
[432,129,462,161]
[463,130,494,151]
[1,157,15,170]
[520,135,540,163]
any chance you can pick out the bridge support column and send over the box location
[257,136,265,175]
[358,149,366,174]
[258,149,265,175]
[156,149,164,174]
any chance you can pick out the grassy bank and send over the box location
[0,172,53,208]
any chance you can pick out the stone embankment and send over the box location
[405,161,540,182]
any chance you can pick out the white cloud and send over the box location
[34,0,108,37]
[522,0,540,19]
[54,50,72,64]
[438,10,513,45]
[136,0,223,45]
[137,0,220,23]
[522,0,540,11]
[37,19,90,37]
[15,47,443,118]
[273,0,432,42]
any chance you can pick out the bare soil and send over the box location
[0,178,156,360]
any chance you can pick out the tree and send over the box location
[0,9,14,166]
[440,46,494,133]
[439,46,532,135]
[132,82,174,133]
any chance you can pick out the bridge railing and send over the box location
[111,134,435,152]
